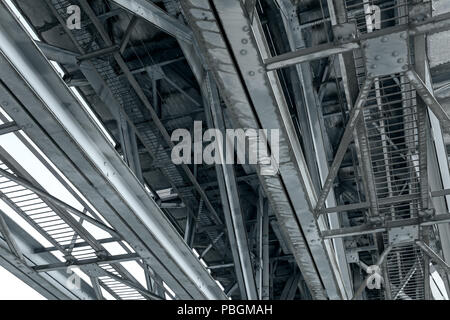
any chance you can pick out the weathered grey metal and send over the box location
[0,138,156,299]
[362,32,410,77]
[265,10,450,71]
[33,253,141,272]
[77,0,221,228]
[265,42,360,71]
[119,16,139,54]
[315,78,373,213]
[322,214,450,239]
[203,72,258,300]
[181,0,348,300]
[416,241,450,274]
[320,202,370,214]
[276,0,353,299]
[0,2,226,299]
[0,121,19,136]
[77,45,120,61]
[0,209,24,261]
[110,0,193,43]
[414,28,450,292]
[255,188,270,300]
[406,70,450,134]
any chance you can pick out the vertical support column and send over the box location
[90,276,104,300]
[414,36,430,211]
[256,187,270,300]
[414,33,450,294]
[203,72,258,300]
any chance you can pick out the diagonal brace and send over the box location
[416,240,450,274]
[315,77,373,213]
[406,70,450,134]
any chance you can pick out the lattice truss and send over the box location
[0,138,166,300]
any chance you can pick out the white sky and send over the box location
[0,266,45,300]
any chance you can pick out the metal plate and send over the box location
[362,31,410,77]
[388,225,419,244]
[333,23,357,42]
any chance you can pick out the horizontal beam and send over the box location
[322,214,450,239]
[207,263,235,270]
[265,42,359,71]
[77,45,120,61]
[320,202,370,214]
[34,237,120,253]
[265,11,450,71]
[33,253,140,272]
[431,189,450,197]
[0,121,19,135]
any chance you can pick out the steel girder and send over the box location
[275,0,353,298]
[265,10,450,71]
[110,0,193,43]
[414,29,450,291]
[0,2,226,300]
[111,0,262,298]
[181,0,347,300]
[203,73,258,300]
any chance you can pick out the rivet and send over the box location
[241,39,248,44]
[381,36,388,42]
[402,65,408,70]
[375,55,381,60]
[371,64,377,69]
[240,49,247,55]
[243,26,249,32]
[397,58,404,63]
[392,51,399,57]
[248,71,255,76]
